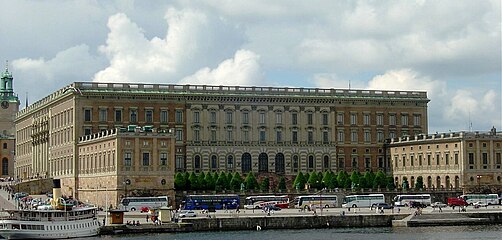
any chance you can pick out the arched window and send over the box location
[323,155,329,170]
[308,155,315,171]
[293,155,299,173]
[226,155,234,172]
[258,153,268,172]
[436,176,441,189]
[1,158,8,175]
[210,155,218,171]
[275,153,285,174]
[194,155,201,172]
[241,153,252,173]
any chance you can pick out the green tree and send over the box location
[337,170,350,189]
[197,172,207,190]
[350,171,361,189]
[373,170,387,189]
[174,172,187,191]
[322,171,333,189]
[415,176,424,190]
[225,172,233,190]
[205,172,215,190]
[292,172,306,190]
[188,172,199,190]
[277,176,287,191]
[328,171,338,189]
[386,176,395,190]
[230,172,243,191]
[260,177,270,192]
[307,172,319,190]
[402,176,409,190]
[183,172,191,190]
[244,172,259,190]
[363,171,375,189]
[215,172,226,191]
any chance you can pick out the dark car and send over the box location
[409,201,427,208]
[263,205,281,211]
[375,203,394,209]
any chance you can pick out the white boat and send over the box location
[0,179,100,239]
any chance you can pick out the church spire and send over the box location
[1,60,14,97]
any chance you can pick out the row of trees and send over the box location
[174,170,397,192]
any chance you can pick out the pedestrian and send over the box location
[438,206,442,213]
[146,214,149,222]
[102,218,105,226]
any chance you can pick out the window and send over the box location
[496,153,501,168]
[243,129,249,142]
[226,155,233,171]
[226,111,233,124]
[365,157,371,169]
[389,115,396,125]
[482,153,488,165]
[115,109,122,122]
[84,127,91,136]
[389,131,396,139]
[414,115,421,126]
[176,129,183,141]
[2,143,6,149]
[338,158,345,168]
[338,130,344,143]
[363,114,370,125]
[292,112,298,125]
[377,114,383,126]
[99,109,107,122]
[322,113,328,125]
[308,155,315,171]
[227,129,233,142]
[419,155,423,165]
[211,155,218,171]
[124,152,132,166]
[468,153,474,164]
[276,130,282,143]
[84,109,91,122]
[293,155,299,173]
[210,129,217,142]
[445,153,449,165]
[175,110,183,124]
[260,129,266,142]
[292,130,298,143]
[455,153,459,165]
[193,111,200,124]
[160,153,167,166]
[307,130,314,144]
[175,155,184,171]
[276,112,282,124]
[351,131,358,142]
[352,157,358,169]
[323,156,329,169]
[401,114,408,126]
[364,131,371,142]
[337,113,344,125]
[194,156,201,171]
[307,113,313,125]
[378,157,384,168]
[436,154,440,165]
[377,131,384,142]
[402,155,406,167]
[323,131,329,144]
[130,109,137,123]
[145,110,153,123]
[194,129,200,142]
[259,112,266,124]
[160,110,168,123]
[427,155,431,165]
[210,111,217,123]
[410,155,414,166]
[350,114,357,125]
[242,112,249,124]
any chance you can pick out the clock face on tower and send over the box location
[1,101,9,109]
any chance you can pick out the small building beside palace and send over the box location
[389,128,502,193]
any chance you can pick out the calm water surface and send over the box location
[91,225,502,240]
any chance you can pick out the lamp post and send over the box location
[476,175,481,193]
[124,179,131,198]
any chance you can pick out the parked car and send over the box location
[178,210,197,218]
[13,192,28,200]
[447,197,468,207]
[473,201,488,208]
[409,201,427,208]
[140,206,150,213]
[431,202,447,208]
[263,205,282,211]
[375,203,394,209]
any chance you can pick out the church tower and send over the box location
[0,62,20,136]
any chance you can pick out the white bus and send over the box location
[244,195,290,209]
[342,194,385,208]
[292,195,338,209]
[460,194,499,205]
[393,194,432,207]
[119,196,169,211]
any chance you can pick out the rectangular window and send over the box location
[364,131,371,142]
[211,129,217,142]
[292,112,298,125]
[226,111,233,124]
[414,115,421,126]
[227,129,233,142]
[389,115,396,125]
[242,112,249,124]
[276,130,282,143]
[276,112,282,124]
[322,113,328,125]
[307,113,313,125]
[124,152,132,166]
[389,131,396,139]
[496,153,501,165]
[378,157,384,168]
[455,153,459,164]
[365,158,371,169]
[84,128,91,136]
[338,131,344,143]
[99,109,107,122]
[410,155,414,166]
[292,130,298,143]
[377,131,384,142]
[337,113,344,125]
[338,158,345,168]
[482,153,488,165]
[436,154,440,165]
[160,153,168,166]
[210,111,217,123]
[145,110,153,123]
[259,112,266,124]
[130,109,137,123]
[160,110,168,123]
[445,153,449,165]
[419,155,423,165]
[468,153,474,164]
[175,110,183,124]
[193,111,200,123]
[84,109,91,122]
[402,155,406,167]
[427,155,431,165]
[363,114,370,125]
[260,130,266,142]
[176,129,183,141]
[243,129,249,142]
[401,114,408,126]
[323,131,329,144]
[351,131,358,142]
[194,129,200,142]
[350,114,357,125]
[394,156,398,168]
[308,131,314,144]
[377,114,383,126]
[115,109,122,122]
[175,155,184,171]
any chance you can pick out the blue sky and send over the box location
[1,0,500,133]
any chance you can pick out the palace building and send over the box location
[14,82,429,201]
[388,128,502,193]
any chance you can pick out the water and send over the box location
[90,225,502,240]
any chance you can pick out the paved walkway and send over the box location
[0,183,16,210]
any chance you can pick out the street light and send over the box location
[124,179,131,198]
[476,175,481,193]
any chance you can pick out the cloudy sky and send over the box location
[1,0,500,133]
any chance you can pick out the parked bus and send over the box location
[459,194,499,205]
[342,194,385,208]
[182,194,240,210]
[119,196,169,212]
[292,195,338,209]
[244,195,290,209]
[393,194,432,207]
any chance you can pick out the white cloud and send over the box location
[446,89,500,131]
[180,49,263,86]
